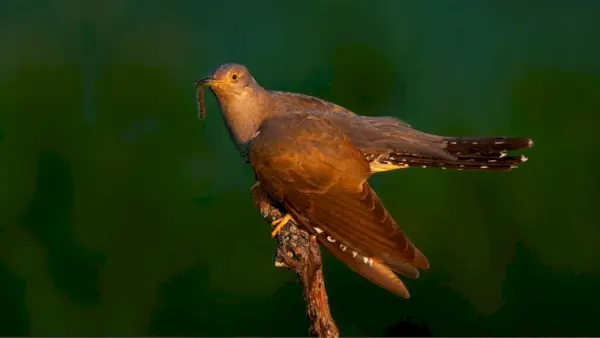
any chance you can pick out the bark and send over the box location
[251,183,339,338]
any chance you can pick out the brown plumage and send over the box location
[249,114,428,297]
[196,63,534,298]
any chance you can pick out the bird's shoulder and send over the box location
[248,112,371,189]
[251,112,355,159]
[270,91,355,116]
[269,90,414,131]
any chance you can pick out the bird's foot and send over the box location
[271,213,293,238]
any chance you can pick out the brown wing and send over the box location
[318,234,413,298]
[325,114,456,161]
[249,113,429,297]
[269,90,454,162]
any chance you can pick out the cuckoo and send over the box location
[195,63,533,298]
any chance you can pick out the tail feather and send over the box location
[381,154,528,171]
[373,136,533,172]
[443,137,534,155]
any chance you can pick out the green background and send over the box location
[1,0,599,336]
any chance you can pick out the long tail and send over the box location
[382,137,534,172]
[444,137,533,155]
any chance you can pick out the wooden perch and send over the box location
[251,183,339,338]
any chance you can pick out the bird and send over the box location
[195,63,533,298]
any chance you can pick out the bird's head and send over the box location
[195,63,257,119]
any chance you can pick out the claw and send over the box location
[271,213,293,238]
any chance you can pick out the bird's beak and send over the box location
[195,76,213,87]
[195,76,213,120]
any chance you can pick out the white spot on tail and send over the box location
[521,155,528,162]
[480,165,489,169]
[314,227,323,234]
[500,152,507,158]
[489,159,497,163]
[442,167,446,170]
[326,236,335,243]
[459,164,465,168]
[450,141,457,145]
[340,244,347,251]
[352,251,357,258]
[363,257,369,264]
[472,141,478,145]
[528,139,534,147]
[422,165,427,168]
[494,141,504,145]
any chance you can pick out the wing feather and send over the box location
[249,113,429,296]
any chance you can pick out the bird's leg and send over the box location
[252,181,296,238]
[271,213,293,238]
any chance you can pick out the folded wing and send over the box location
[249,113,428,297]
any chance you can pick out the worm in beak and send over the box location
[194,76,212,120]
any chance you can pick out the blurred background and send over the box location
[1,0,599,336]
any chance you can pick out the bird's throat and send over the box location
[216,88,272,158]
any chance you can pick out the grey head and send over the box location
[195,63,271,153]
[195,63,261,119]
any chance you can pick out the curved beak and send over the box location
[194,76,213,87]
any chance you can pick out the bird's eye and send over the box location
[231,73,238,80]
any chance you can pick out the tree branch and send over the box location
[251,183,339,338]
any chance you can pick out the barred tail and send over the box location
[443,137,534,155]
[375,137,533,172]
[381,153,527,171]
